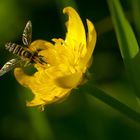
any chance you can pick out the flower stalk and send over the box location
[79,82,140,123]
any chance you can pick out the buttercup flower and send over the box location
[14,7,97,110]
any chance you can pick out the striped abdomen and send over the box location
[5,42,32,59]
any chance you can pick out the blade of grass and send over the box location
[107,0,140,98]
[131,0,140,41]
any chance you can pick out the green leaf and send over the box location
[107,0,140,98]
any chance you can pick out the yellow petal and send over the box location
[63,7,87,57]
[26,95,45,107]
[29,39,53,52]
[82,19,97,68]
[26,88,70,107]
[55,72,83,89]
[14,66,71,107]
[14,68,32,88]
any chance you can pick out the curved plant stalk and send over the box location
[79,82,140,123]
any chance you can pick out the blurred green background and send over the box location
[0,0,140,140]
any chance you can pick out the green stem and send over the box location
[79,82,140,123]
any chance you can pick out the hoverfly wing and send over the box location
[22,20,32,46]
[0,59,20,76]
[5,42,21,54]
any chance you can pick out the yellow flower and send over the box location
[14,7,97,109]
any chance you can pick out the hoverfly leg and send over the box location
[24,60,31,67]
[38,56,47,64]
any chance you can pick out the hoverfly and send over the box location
[0,20,46,76]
